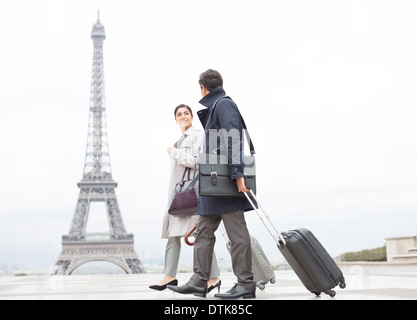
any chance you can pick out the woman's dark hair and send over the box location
[199,69,223,91]
[174,104,193,118]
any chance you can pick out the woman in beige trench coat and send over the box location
[149,104,221,293]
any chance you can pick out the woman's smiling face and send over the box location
[175,107,193,132]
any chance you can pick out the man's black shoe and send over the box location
[167,282,207,298]
[214,283,256,299]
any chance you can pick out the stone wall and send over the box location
[385,234,417,263]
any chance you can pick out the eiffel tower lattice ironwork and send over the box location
[55,14,146,275]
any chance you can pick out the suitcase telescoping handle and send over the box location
[244,190,286,246]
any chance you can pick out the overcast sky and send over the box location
[0,0,416,271]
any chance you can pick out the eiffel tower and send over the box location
[55,14,146,275]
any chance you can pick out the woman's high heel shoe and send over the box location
[149,279,178,291]
[207,280,222,293]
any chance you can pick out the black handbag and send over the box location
[168,165,199,216]
[199,97,256,198]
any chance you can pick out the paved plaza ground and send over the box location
[0,263,416,300]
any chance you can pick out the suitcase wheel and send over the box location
[326,290,336,298]
[256,281,266,290]
[315,290,336,298]
[270,276,276,284]
[339,281,346,289]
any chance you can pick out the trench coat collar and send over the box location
[175,126,197,148]
[199,86,226,108]
[183,125,197,137]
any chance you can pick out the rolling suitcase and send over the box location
[219,223,276,290]
[244,190,346,297]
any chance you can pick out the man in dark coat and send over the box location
[168,69,256,299]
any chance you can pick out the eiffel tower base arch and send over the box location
[55,237,146,275]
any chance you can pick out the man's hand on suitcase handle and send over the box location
[236,177,249,193]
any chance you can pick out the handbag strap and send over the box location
[205,96,256,155]
[182,173,199,193]
[180,167,191,182]
[180,158,198,182]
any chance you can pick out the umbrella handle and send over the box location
[184,225,197,246]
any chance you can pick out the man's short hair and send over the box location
[199,69,223,91]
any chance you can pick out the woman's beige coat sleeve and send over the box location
[169,130,204,169]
